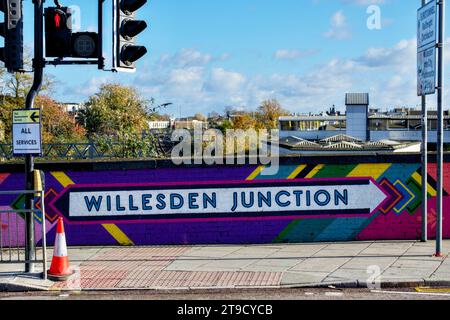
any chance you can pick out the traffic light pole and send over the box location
[24,0,45,273]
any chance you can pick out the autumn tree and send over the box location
[257,99,290,129]
[231,113,261,130]
[36,96,86,143]
[0,95,85,144]
[194,113,207,122]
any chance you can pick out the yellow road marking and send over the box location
[51,171,135,246]
[416,287,450,293]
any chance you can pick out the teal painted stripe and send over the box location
[378,163,420,183]
[274,219,335,243]
[314,217,371,242]
[255,165,300,180]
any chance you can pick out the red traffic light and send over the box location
[54,13,62,28]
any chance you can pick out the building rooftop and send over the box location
[346,93,369,106]
[278,134,420,153]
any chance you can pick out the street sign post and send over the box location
[12,109,42,156]
[418,0,436,242]
[436,0,445,257]
[417,0,437,96]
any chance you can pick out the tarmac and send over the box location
[1,240,450,292]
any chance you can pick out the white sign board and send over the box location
[66,180,387,218]
[12,109,42,156]
[418,46,437,96]
[418,1,437,49]
[417,1,437,96]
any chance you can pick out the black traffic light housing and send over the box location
[113,0,148,72]
[44,6,73,57]
[71,32,99,59]
[45,6,99,60]
[0,0,24,73]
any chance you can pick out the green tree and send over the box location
[79,83,162,158]
[217,119,233,134]
[3,52,55,102]
[80,83,150,138]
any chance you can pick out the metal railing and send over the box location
[0,138,173,161]
[0,190,47,280]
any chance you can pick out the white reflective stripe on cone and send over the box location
[53,233,68,257]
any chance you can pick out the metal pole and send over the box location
[436,0,445,257]
[98,0,105,70]
[422,94,428,242]
[24,0,45,272]
[421,0,429,243]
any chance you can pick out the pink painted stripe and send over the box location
[0,173,10,185]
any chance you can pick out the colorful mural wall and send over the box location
[0,157,449,246]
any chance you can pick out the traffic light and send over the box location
[0,0,24,73]
[113,0,148,72]
[72,32,98,58]
[45,6,73,58]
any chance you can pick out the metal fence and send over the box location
[0,190,47,280]
[0,132,175,161]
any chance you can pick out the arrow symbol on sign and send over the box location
[48,177,390,223]
[30,112,39,123]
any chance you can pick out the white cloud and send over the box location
[72,76,114,97]
[158,48,228,68]
[324,11,352,40]
[204,68,246,94]
[341,0,386,5]
[273,49,318,60]
[119,39,450,116]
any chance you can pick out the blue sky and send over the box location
[11,0,450,117]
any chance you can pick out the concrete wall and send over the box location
[0,155,449,246]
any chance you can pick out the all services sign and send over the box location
[12,109,42,156]
[417,1,437,96]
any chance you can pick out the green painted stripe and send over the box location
[407,179,423,214]
[313,164,358,178]
[274,219,336,243]
[273,220,301,243]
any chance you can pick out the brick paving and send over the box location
[2,241,450,291]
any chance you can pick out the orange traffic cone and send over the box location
[48,218,74,281]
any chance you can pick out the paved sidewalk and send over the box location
[1,241,450,291]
